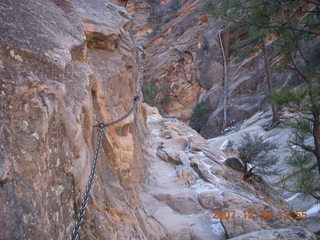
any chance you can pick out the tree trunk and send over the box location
[243,162,248,180]
[262,37,280,124]
[312,112,320,180]
[218,30,228,129]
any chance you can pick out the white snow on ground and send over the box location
[306,203,320,216]
[191,179,222,194]
[210,218,226,239]
[192,151,205,157]
[219,139,230,150]
[147,114,162,124]
[286,193,302,202]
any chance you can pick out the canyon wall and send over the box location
[141,0,296,137]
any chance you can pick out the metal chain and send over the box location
[69,95,140,240]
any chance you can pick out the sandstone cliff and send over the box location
[140,0,297,137]
[0,0,152,239]
[0,0,317,240]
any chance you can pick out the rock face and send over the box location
[143,0,208,121]
[0,0,152,239]
[228,227,317,240]
[140,0,296,136]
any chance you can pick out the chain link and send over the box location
[69,95,140,240]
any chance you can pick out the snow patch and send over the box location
[286,193,302,202]
[10,50,23,62]
[219,139,229,150]
[210,218,226,239]
[306,203,320,216]
[191,180,221,194]
[147,114,162,124]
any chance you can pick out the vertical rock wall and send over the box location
[139,0,296,137]
[0,0,154,239]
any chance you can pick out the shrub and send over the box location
[142,84,158,106]
[225,140,235,150]
[159,96,172,105]
[189,101,211,132]
[237,133,279,180]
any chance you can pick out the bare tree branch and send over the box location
[289,140,316,154]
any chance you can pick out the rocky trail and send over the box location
[140,104,317,239]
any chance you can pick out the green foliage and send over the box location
[201,0,219,17]
[280,150,319,198]
[202,0,320,63]
[287,151,314,168]
[225,140,234,150]
[203,0,320,198]
[202,0,273,65]
[231,29,266,50]
[189,101,211,132]
[291,118,313,142]
[237,133,278,179]
[238,133,277,165]
[249,5,270,25]
[271,83,320,199]
[270,86,308,106]
[224,22,239,32]
[159,96,172,105]
[142,84,158,106]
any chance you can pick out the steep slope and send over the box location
[141,104,316,239]
[209,109,320,235]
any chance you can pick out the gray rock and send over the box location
[198,191,224,210]
[156,148,182,165]
[228,227,317,240]
[176,165,199,185]
[154,193,203,214]
[225,157,244,172]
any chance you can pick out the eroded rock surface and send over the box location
[0,0,154,239]
[141,104,314,239]
[138,0,296,136]
[228,227,317,240]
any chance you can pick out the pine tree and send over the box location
[269,2,320,199]
[203,0,320,198]
[203,0,320,125]
[272,83,320,199]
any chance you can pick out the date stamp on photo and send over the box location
[212,210,308,220]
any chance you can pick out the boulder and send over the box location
[176,165,199,185]
[225,157,244,172]
[154,192,203,214]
